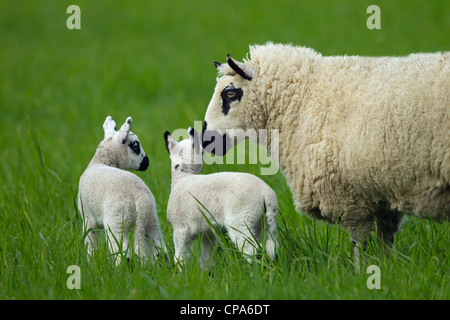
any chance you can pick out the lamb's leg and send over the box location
[173,226,191,267]
[375,207,404,256]
[145,210,167,258]
[264,203,279,260]
[227,227,257,263]
[134,224,151,264]
[105,222,129,265]
[82,214,99,257]
[200,233,217,269]
[85,230,99,257]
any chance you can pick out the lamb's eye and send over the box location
[129,141,140,155]
[226,90,237,98]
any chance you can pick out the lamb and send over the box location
[164,127,278,267]
[201,42,450,263]
[78,116,165,264]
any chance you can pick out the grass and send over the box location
[0,0,449,300]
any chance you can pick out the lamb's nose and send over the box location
[139,155,149,171]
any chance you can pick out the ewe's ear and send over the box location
[226,54,255,80]
[213,61,222,69]
[164,130,177,154]
[103,116,116,139]
[117,117,132,144]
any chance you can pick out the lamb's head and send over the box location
[96,116,149,171]
[202,53,261,156]
[164,127,203,174]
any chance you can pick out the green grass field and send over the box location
[0,0,448,300]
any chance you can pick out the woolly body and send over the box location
[165,129,278,266]
[203,43,450,250]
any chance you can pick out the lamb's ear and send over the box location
[226,54,254,80]
[103,116,116,139]
[188,127,201,154]
[164,130,177,154]
[117,117,132,144]
[213,61,222,69]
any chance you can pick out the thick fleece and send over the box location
[203,43,450,251]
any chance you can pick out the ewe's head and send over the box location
[202,53,260,156]
[99,116,149,171]
[164,127,203,174]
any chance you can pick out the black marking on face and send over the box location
[129,140,141,155]
[139,155,149,171]
[221,84,243,115]
[174,164,180,169]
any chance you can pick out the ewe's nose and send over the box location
[139,155,149,171]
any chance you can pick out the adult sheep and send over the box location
[201,42,450,262]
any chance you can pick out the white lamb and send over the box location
[164,127,278,267]
[202,43,450,263]
[78,116,165,264]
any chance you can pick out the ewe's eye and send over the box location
[226,90,237,98]
[129,140,140,155]
[220,85,243,116]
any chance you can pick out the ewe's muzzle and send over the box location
[201,121,232,156]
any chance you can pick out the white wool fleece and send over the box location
[203,43,449,253]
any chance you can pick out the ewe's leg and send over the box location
[375,207,404,256]
[346,219,374,271]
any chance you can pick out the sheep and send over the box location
[78,116,165,264]
[164,127,278,267]
[201,42,450,264]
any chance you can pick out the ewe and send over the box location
[202,43,449,264]
[78,116,165,264]
[165,128,278,267]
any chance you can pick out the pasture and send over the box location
[0,0,448,300]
